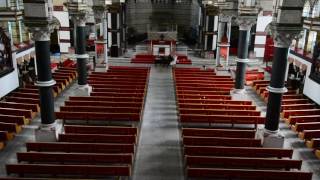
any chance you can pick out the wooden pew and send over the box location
[177,95,232,100]
[282,99,310,105]
[177,91,231,96]
[56,111,140,122]
[183,137,261,147]
[175,81,234,86]
[286,115,320,125]
[0,177,52,179]
[26,142,135,154]
[185,156,302,170]
[60,106,141,114]
[178,103,256,110]
[0,114,28,125]
[17,152,133,164]
[64,125,137,135]
[187,167,312,180]
[69,96,143,103]
[90,92,144,98]
[0,131,8,141]
[92,87,145,93]
[0,102,39,112]
[6,164,131,177]
[5,97,40,106]
[176,83,234,88]
[180,114,265,127]
[58,133,137,144]
[89,84,146,90]
[175,78,233,83]
[306,138,320,149]
[88,76,147,81]
[283,109,320,119]
[299,130,320,140]
[178,99,252,105]
[88,80,146,86]
[179,109,260,116]
[292,122,320,132]
[176,87,232,92]
[18,88,38,94]
[65,100,142,108]
[184,146,293,158]
[108,66,150,70]
[282,94,305,100]
[281,104,316,111]
[25,84,61,94]
[0,122,21,134]
[0,108,34,119]
[182,128,256,138]
[10,92,38,99]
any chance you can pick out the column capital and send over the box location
[28,24,58,41]
[270,25,303,48]
[71,12,88,27]
[93,6,107,22]
[219,14,232,23]
[237,16,257,31]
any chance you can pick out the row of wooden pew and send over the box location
[6,125,137,179]
[0,67,77,151]
[251,80,320,159]
[1,66,150,179]
[174,67,313,180]
[56,66,149,123]
[174,67,265,128]
[251,80,298,102]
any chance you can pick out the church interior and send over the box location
[1,0,320,179]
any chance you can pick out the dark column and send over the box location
[265,47,289,131]
[303,30,310,54]
[200,6,206,56]
[75,25,88,85]
[234,29,250,89]
[35,41,55,125]
[122,4,127,51]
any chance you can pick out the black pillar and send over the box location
[265,47,289,131]
[122,4,127,51]
[76,26,88,85]
[235,29,250,89]
[35,41,55,125]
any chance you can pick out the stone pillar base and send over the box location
[256,127,284,148]
[105,63,109,71]
[76,84,92,96]
[230,89,248,101]
[35,122,63,142]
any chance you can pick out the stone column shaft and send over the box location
[75,19,88,85]
[103,11,109,69]
[265,47,289,131]
[234,28,250,89]
[216,19,224,66]
[33,31,56,125]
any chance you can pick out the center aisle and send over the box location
[133,67,184,180]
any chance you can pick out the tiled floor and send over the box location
[132,66,184,180]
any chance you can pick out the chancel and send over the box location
[0,0,320,179]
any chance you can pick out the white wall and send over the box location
[254,16,272,57]
[53,11,71,53]
[289,52,320,105]
[0,53,19,98]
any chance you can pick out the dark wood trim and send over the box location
[254,44,265,48]
[53,6,64,11]
[59,27,70,31]
[60,39,71,43]
[255,32,267,36]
